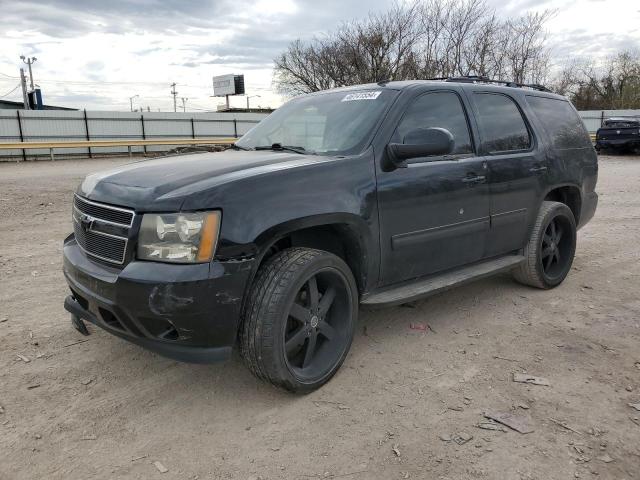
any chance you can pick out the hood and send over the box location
[78,149,323,211]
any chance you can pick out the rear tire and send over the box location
[513,201,577,289]
[240,248,358,393]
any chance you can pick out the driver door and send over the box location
[376,89,491,285]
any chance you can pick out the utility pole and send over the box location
[181,97,188,112]
[170,83,178,112]
[246,95,261,109]
[19,68,29,109]
[20,55,37,90]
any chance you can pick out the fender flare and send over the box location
[237,213,375,313]
[538,182,583,222]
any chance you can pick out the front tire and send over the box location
[240,248,358,393]
[513,201,577,289]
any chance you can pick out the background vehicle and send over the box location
[595,117,640,153]
[63,77,598,393]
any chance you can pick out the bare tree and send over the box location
[273,0,553,95]
[442,0,488,76]
[550,59,582,97]
[463,13,501,78]
[553,51,640,109]
[504,11,554,84]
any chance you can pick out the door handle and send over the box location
[529,165,548,173]
[462,175,486,184]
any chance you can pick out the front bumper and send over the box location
[62,234,254,363]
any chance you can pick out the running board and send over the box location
[361,255,525,307]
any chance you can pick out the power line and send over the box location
[0,71,273,91]
[0,69,277,110]
[0,83,21,98]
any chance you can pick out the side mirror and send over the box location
[386,127,455,168]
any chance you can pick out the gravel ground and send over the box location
[1,155,639,480]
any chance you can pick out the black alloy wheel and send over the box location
[540,215,572,280]
[283,269,352,382]
[513,201,577,289]
[240,248,358,393]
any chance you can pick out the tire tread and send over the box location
[513,200,574,289]
[240,247,353,392]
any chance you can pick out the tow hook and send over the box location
[71,314,90,336]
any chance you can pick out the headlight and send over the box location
[137,211,221,263]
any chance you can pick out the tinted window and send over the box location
[396,91,473,154]
[527,96,592,149]
[474,93,531,153]
[603,120,639,128]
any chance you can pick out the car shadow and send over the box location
[87,271,528,407]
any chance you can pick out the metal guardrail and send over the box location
[0,134,600,161]
[0,109,267,161]
[0,137,238,161]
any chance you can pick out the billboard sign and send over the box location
[213,74,245,96]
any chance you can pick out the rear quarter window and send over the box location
[526,96,592,149]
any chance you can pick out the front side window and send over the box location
[474,93,531,153]
[395,91,473,154]
[236,89,398,156]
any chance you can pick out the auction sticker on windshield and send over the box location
[341,91,382,102]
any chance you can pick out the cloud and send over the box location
[551,31,640,61]
[1,1,230,37]
[0,0,638,111]
[0,0,395,110]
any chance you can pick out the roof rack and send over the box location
[424,75,552,93]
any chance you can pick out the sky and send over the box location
[0,0,638,111]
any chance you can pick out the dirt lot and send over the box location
[1,155,639,480]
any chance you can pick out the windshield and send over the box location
[236,89,398,156]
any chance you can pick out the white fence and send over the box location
[578,110,640,133]
[1,108,638,161]
[0,110,270,161]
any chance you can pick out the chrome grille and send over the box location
[74,195,134,227]
[72,195,135,265]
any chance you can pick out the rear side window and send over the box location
[527,96,592,149]
[473,93,531,153]
[395,91,473,154]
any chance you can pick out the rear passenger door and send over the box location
[376,89,491,284]
[466,91,547,257]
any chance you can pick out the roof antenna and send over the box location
[377,78,391,86]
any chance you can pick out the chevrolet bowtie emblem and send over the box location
[79,213,95,232]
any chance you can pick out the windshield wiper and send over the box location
[254,143,312,155]
[231,143,251,151]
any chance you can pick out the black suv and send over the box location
[63,79,598,392]
[595,117,640,153]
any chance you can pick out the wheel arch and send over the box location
[249,213,375,296]
[542,184,582,224]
